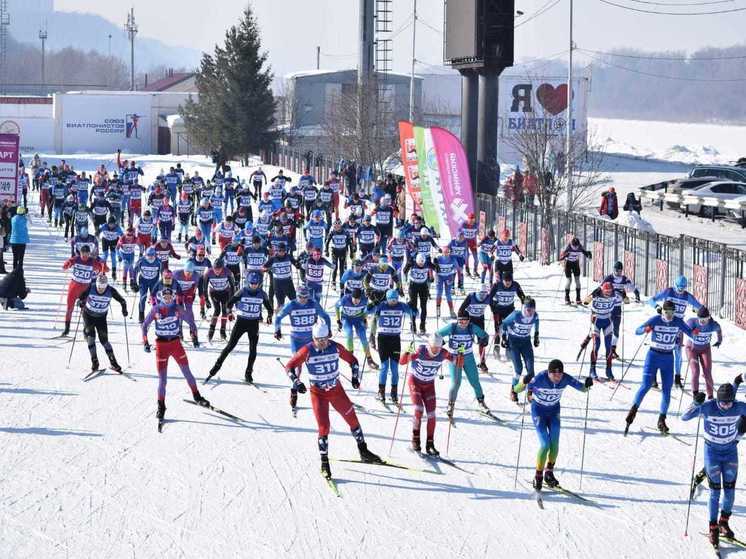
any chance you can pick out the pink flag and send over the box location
[430,126,474,240]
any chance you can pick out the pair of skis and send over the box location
[533,482,596,509]
[81,368,136,383]
[157,399,249,433]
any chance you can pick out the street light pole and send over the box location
[125,8,138,91]
[566,0,574,209]
[39,27,47,95]
[409,0,417,122]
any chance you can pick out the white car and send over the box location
[680,181,746,217]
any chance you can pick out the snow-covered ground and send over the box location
[3,191,746,558]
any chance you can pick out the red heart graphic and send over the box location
[536,83,570,115]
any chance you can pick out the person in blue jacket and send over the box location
[682,383,746,548]
[513,359,593,491]
[648,275,702,388]
[625,299,696,434]
[10,206,30,271]
[501,297,540,403]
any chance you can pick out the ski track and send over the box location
[2,163,746,558]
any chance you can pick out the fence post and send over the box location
[613,223,619,263]
[532,208,538,261]
[720,243,727,316]
[582,215,588,277]
[679,234,685,277]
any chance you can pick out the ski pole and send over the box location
[513,388,529,489]
[609,332,648,401]
[322,267,333,310]
[676,359,692,417]
[578,388,591,490]
[65,309,83,370]
[123,315,131,368]
[387,341,414,456]
[445,345,466,455]
[684,412,702,537]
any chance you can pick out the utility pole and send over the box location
[408,0,417,122]
[39,27,47,95]
[316,46,320,70]
[108,33,112,58]
[566,0,574,209]
[125,7,138,91]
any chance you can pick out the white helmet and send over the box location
[420,227,430,236]
[428,333,443,348]
[312,321,330,339]
[415,253,426,266]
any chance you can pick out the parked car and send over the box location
[665,176,719,209]
[689,165,746,183]
[680,181,746,217]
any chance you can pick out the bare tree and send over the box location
[320,75,399,177]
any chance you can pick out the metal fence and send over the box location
[261,146,341,184]
[477,194,746,328]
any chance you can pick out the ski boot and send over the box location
[193,393,211,408]
[493,338,500,359]
[624,404,638,435]
[206,362,221,382]
[320,455,332,479]
[657,413,670,434]
[709,522,720,548]
[369,333,377,351]
[366,353,379,369]
[357,441,382,464]
[290,391,298,412]
[418,327,426,336]
[208,324,216,342]
[390,385,399,406]
[412,429,421,453]
[244,368,253,383]
[425,439,439,457]
[446,400,455,421]
[220,327,227,341]
[564,290,572,305]
[90,356,100,372]
[609,345,620,360]
[61,320,71,337]
[156,400,166,420]
[510,385,519,403]
[605,367,615,381]
[476,396,489,412]
[544,465,559,488]
[690,468,706,500]
[589,366,598,381]
[532,473,543,491]
[719,512,734,539]
[478,361,488,373]
[575,288,582,305]
[375,384,386,403]
[138,311,144,324]
[107,352,122,373]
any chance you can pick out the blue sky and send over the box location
[55,0,746,77]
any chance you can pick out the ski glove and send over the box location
[522,373,534,385]
[533,333,540,347]
[205,299,212,309]
[337,319,343,331]
[675,374,683,388]
[121,306,128,317]
[351,365,360,389]
[293,379,307,394]
[584,377,594,389]
[143,341,151,353]
[501,334,509,349]
[266,315,273,325]
[738,415,746,436]
[274,330,282,340]
[655,305,662,315]
[519,255,525,262]
[734,374,743,387]
[713,341,721,348]
[693,392,706,405]
[585,251,592,259]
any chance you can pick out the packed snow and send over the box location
[2,160,746,557]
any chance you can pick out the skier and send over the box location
[487,271,526,360]
[501,297,540,403]
[282,321,382,480]
[356,215,379,257]
[400,333,462,455]
[682,383,746,549]
[303,247,334,303]
[369,289,417,404]
[76,272,127,373]
[478,229,497,285]
[249,167,267,199]
[325,219,353,291]
[152,236,181,271]
[437,309,491,419]
[99,216,123,281]
[403,253,432,335]
[460,213,479,277]
[513,359,593,491]
[274,286,331,414]
[364,254,401,313]
[202,258,236,341]
[135,210,157,255]
[116,226,138,290]
[372,194,396,253]
[132,247,162,323]
[156,197,176,241]
[387,229,409,276]
[206,272,273,383]
[433,245,458,320]
[648,275,702,389]
[172,261,202,343]
[494,228,524,282]
[340,258,365,295]
[176,192,193,242]
[141,287,210,423]
[686,306,723,400]
[70,225,98,257]
[334,287,378,369]
[581,281,619,381]
[263,242,300,308]
[625,299,696,434]
[449,230,468,294]
[559,237,592,305]
[60,245,108,336]
[217,233,244,283]
[458,283,492,371]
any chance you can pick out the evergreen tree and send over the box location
[181,6,276,166]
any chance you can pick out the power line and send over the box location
[579,47,746,61]
[585,51,746,81]
[515,0,562,28]
[597,0,746,14]
[623,0,733,5]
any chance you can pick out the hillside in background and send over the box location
[9,9,201,72]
